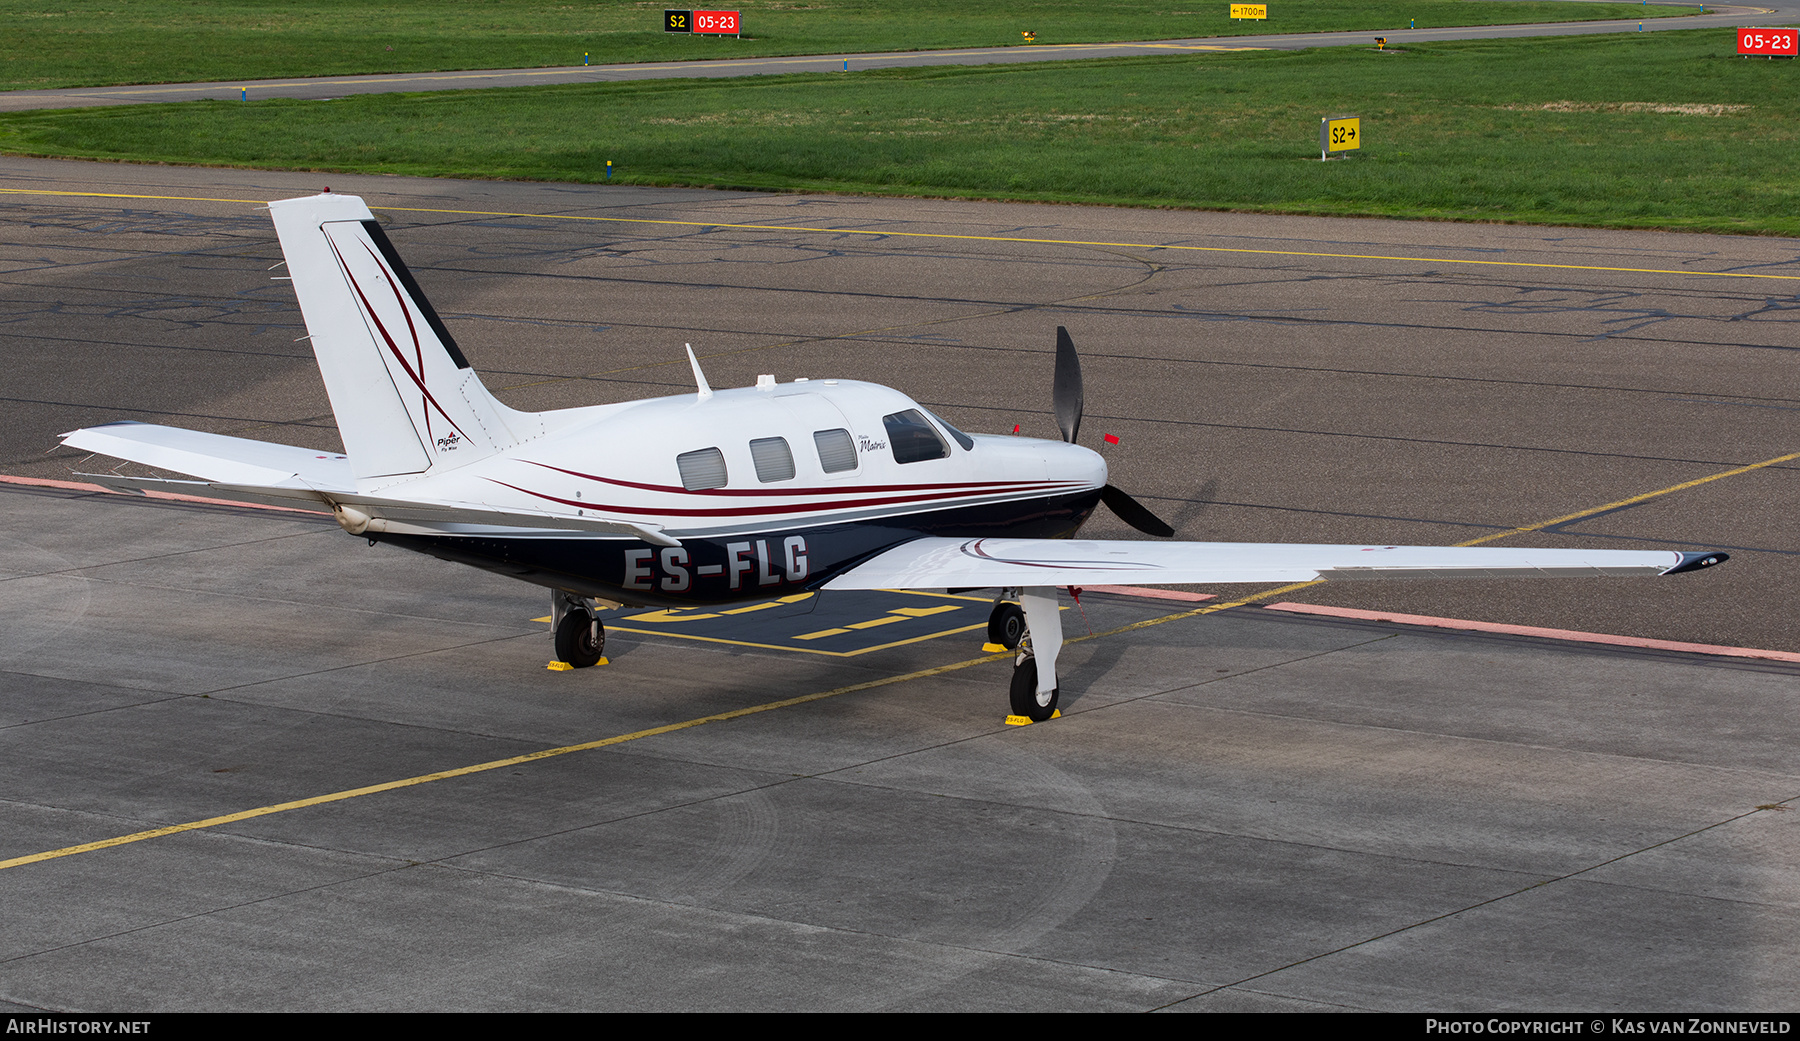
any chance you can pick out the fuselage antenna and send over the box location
[686,344,713,401]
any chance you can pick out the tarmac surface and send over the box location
[1,159,1796,1010]
[0,3,1772,112]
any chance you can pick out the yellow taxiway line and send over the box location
[5,187,1800,282]
[2,451,1784,875]
[1458,451,1800,547]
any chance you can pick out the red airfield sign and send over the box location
[693,10,741,34]
[1738,27,1798,56]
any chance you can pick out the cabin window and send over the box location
[676,447,728,490]
[883,409,948,464]
[922,408,975,451]
[750,437,796,483]
[814,428,857,473]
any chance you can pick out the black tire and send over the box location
[987,601,1026,650]
[1008,657,1059,722]
[554,610,605,668]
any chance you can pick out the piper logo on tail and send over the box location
[436,433,462,451]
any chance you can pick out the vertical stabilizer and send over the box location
[269,193,540,485]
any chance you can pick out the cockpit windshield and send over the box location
[921,407,975,451]
[882,409,949,464]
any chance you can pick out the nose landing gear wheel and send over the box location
[1008,657,1059,722]
[554,610,606,668]
[987,601,1026,650]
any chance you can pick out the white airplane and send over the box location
[59,193,1728,721]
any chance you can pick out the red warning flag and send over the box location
[1103,433,1120,445]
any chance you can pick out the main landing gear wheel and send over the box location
[987,601,1026,651]
[554,610,606,668]
[1008,656,1059,722]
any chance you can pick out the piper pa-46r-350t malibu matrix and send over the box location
[60,193,1730,721]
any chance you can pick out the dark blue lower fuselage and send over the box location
[374,489,1104,608]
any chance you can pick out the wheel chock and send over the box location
[547,657,607,671]
[1004,710,1061,726]
[982,642,1009,653]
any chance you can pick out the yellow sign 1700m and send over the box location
[1230,4,1267,18]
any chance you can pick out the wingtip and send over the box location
[1664,551,1729,575]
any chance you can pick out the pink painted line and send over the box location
[1264,602,1800,664]
[0,474,109,493]
[140,489,320,514]
[1085,585,1216,603]
[0,473,320,515]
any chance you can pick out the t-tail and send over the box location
[269,193,541,487]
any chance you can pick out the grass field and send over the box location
[0,0,1696,91]
[2,31,1792,235]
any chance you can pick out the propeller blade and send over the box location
[1053,325,1083,444]
[1100,484,1175,538]
[1050,326,1165,534]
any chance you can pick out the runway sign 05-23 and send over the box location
[1738,27,1798,55]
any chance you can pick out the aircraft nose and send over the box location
[1048,439,1107,487]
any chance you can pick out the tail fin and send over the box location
[269,193,540,484]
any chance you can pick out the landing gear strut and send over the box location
[1005,586,1063,722]
[551,590,606,667]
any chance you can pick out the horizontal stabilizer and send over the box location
[74,471,679,547]
[75,472,336,513]
[60,422,353,491]
[64,421,675,544]
[822,537,1725,590]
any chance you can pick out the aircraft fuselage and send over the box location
[360,376,1110,607]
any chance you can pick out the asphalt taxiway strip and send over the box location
[9,186,1800,284]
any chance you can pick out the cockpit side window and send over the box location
[676,447,728,490]
[883,409,948,464]
[750,437,796,483]
[813,428,857,473]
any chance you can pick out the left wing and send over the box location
[822,536,1726,590]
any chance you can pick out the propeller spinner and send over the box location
[1051,326,1175,538]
